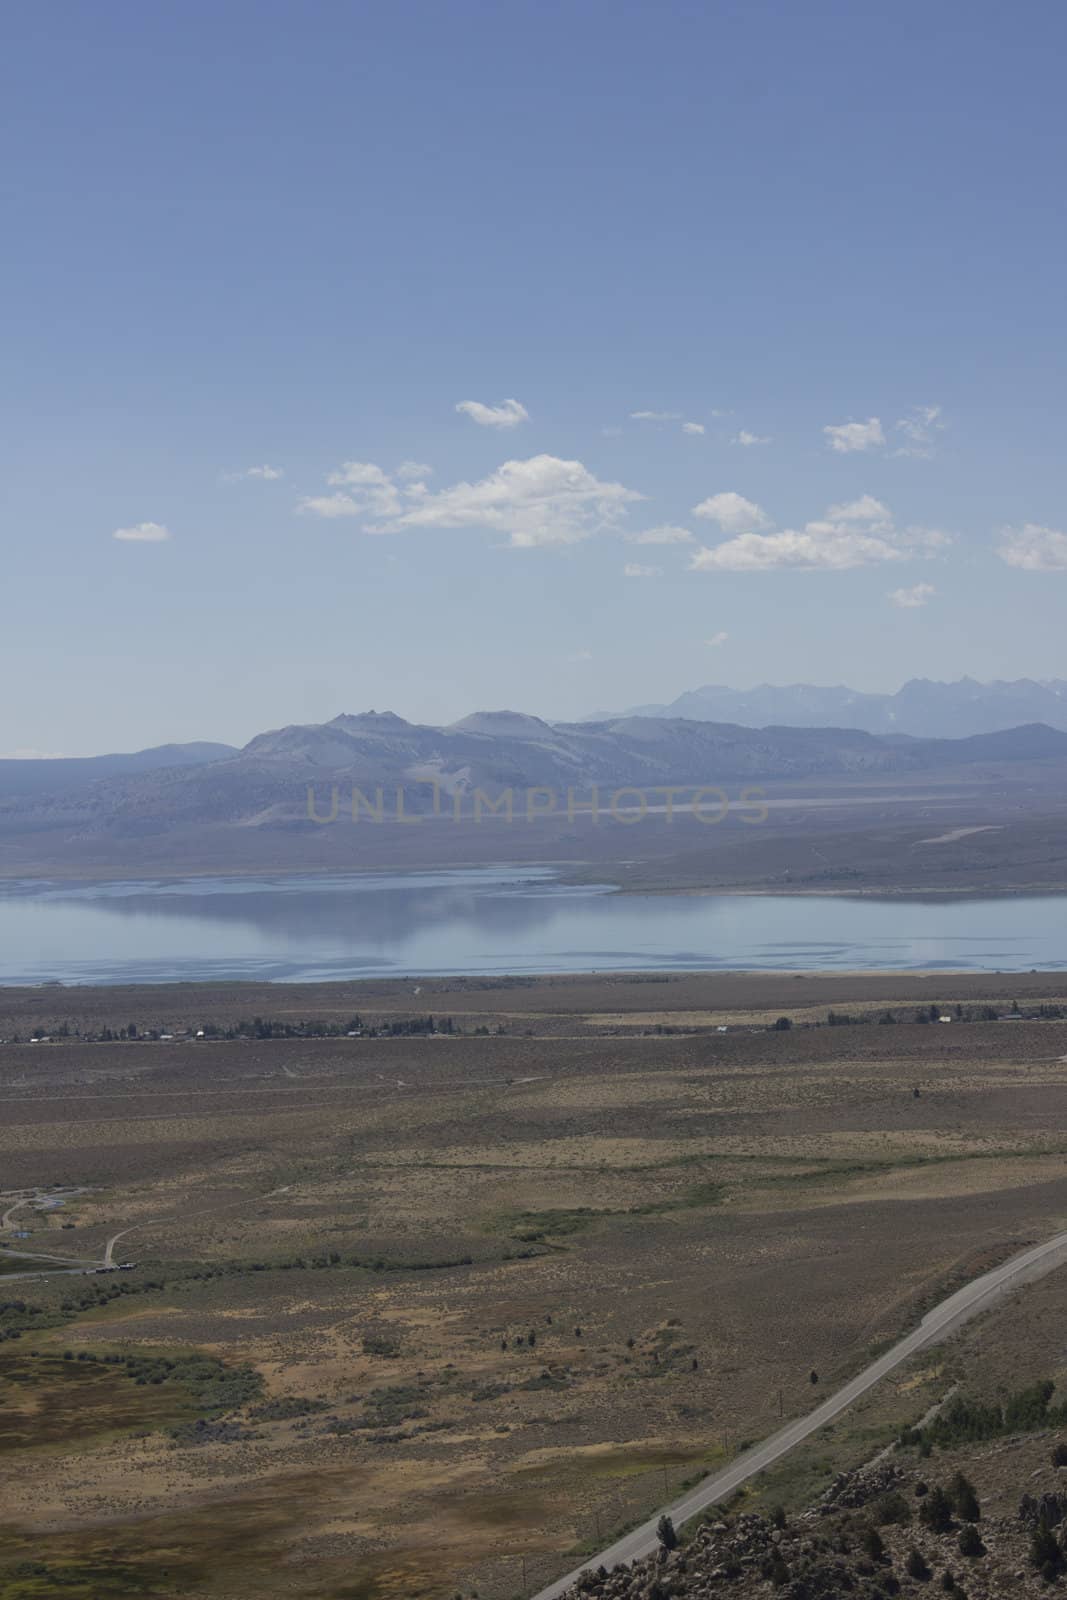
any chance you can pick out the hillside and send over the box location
[2,711,1066,880]
[0,741,236,798]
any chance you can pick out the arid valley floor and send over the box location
[1,972,1067,1600]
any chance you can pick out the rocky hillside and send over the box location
[558,1449,1067,1600]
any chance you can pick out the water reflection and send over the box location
[0,868,1064,985]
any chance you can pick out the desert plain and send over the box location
[1,971,1066,1600]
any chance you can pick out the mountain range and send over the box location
[2,712,1066,844]
[586,678,1067,738]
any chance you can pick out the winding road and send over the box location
[532,1228,1067,1600]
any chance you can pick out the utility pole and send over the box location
[662,1464,669,1496]
[778,1387,784,1418]
[594,1507,601,1541]
[521,1554,527,1595]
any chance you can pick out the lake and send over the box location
[0,868,1065,985]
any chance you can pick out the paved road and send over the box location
[532,1229,1067,1600]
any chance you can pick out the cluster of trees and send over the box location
[208,1013,458,1039]
[15,1012,464,1043]
[764,998,1062,1034]
[901,1379,1064,1453]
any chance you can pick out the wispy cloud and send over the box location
[396,460,433,480]
[113,521,171,543]
[623,562,662,578]
[630,410,682,422]
[456,398,529,429]
[625,524,694,545]
[823,417,885,454]
[224,464,284,482]
[302,454,643,549]
[705,631,729,647]
[998,524,1067,571]
[732,430,771,447]
[681,421,705,435]
[889,582,936,608]
[691,492,771,534]
[895,404,945,459]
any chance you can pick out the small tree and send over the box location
[906,1548,931,1581]
[1053,1442,1067,1468]
[957,1525,985,1558]
[920,1486,954,1534]
[862,1525,886,1563]
[657,1514,678,1551]
[769,1555,791,1587]
[1030,1517,1062,1573]
[773,1016,792,1031]
[950,1473,981,1523]
[875,1490,913,1526]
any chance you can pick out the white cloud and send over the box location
[568,649,593,663]
[681,421,705,435]
[396,460,433,481]
[623,562,662,578]
[688,494,950,572]
[600,425,623,437]
[630,410,682,422]
[456,398,529,429]
[825,494,892,525]
[705,631,729,647]
[691,526,902,572]
[113,521,171,542]
[327,461,394,489]
[298,493,365,518]
[299,460,407,521]
[889,582,936,608]
[895,404,944,459]
[626,524,694,545]
[732,430,771,447]
[998,524,1067,571]
[303,454,643,549]
[692,492,771,534]
[823,417,885,454]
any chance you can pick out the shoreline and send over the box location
[1,858,1066,904]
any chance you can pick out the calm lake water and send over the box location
[0,869,1065,985]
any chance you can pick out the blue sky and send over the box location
[3,0,1066,754]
